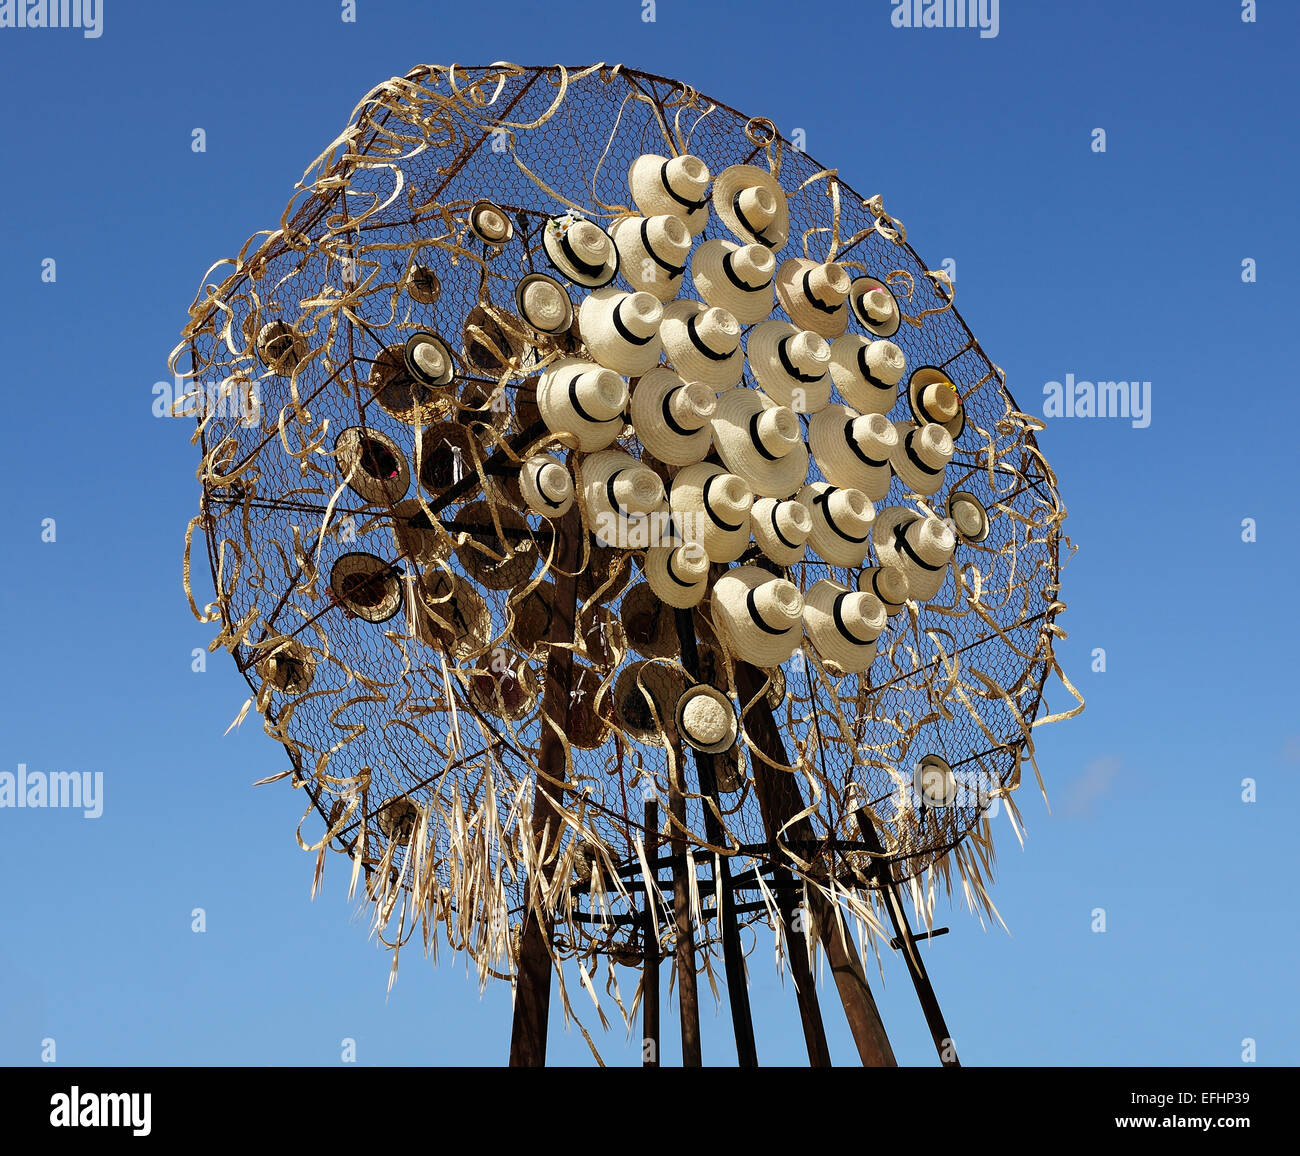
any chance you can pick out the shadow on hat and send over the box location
[463,305,525,376]
[710,565,804,668]
[334,426,411,507]
[857,565,910,617]
[711,164,789,250]
[468,200,514,246]
[710,387,810,499]
[691,239,776,324]
[367,342,447,422]
[515,272,574,338]
[620,582,680,659]
[520,452,575,518]
[256,320,309,377]
[446,500,544,591]
[578,288,664,375]
[947,490,990,543]
[799,482,875,568]
[674,683,738,755]
[808,404,898,502]
[803,579,887,675]
[645,542,709,608]
[410,566,492,660]
[747,320,833,413]
[330,552,406,623]
[775,259,852,339]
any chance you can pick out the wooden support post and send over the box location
[642,798,660,1068]
[668,750,703,1066]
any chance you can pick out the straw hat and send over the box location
[799,482,875,568]
[907,367,966,440]
[406,264,441,305]
[915,754,958,808]
[947,490,990,543]
[463,306,523,375]
[890,421,954,496]
[610,215,691,301]
[375,797,419,845]
[645,542,710,608]
[334,426,410,506]
[468,200,513,245]
[712,164,789,250]
[620,581,680,660]
[550,663,612,750]
[543,213,619,287]
[628,153,711,234]
[578,288,664,376]
[403,331,457,388]
[710,565,805,668]
[465,650,538,721]
[614,661,688,746]
[828,336,906,416]
[675,684,738,754]
[578,543,633,605]
[746,321,833,413]
[581,449,668,550]
[857,565,910,617]
[803,579,888,675]
[255,638,315,695]
[446,501,540,591]
[775,259,852,339]
[416,421,481,500]
[872,507,956,602]
[413,568,492,659]
[575,602,626,668]
[368,344,442,420]
[849,276,901,338]
[807,405,898,501]
[629,368,717,465]
[535,358,629,451]
[711,388,810,499]
[390,499,444,566]
[515,273,574,336]
[690,239,776,324]
[660,300,745,388]
[256,320,308,376]
[330,552,404,623]
[669,463,754,563]
[750,497,813,566]
[519,452,575,518]
[509,582,556,656]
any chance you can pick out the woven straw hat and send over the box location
[520,452,575,518]
[330,552,404,623]
[799,482,875,568]
[807,405,898,501]
[334,426,410,506]
[406,264,441,305]
[575,602,627,667]
[907,367,966,440]
[447,501,541,591]
[255,638,316,695]
[536,358,629,451]
[375,797,419,845]
[750,497,813,566]
[645,541,710,608]
[628,153,712,234]
[629,368,717,466]
[610,215,692,300]
[581,450,669,550]
[403,331,457,388]
[710,388,810,499]
[578,288,664,376]
[256,320,308,376]
[578,543,633,605]
[614,660,688,746]
[849,276,902,338]
[675,684,738,754]
[368,344,442,420]
[620,581,680,659]
[947,490,990,543]
[872,507,955,602]
[554,663,612,750]
[669,463,754,563]
[463,306,523,375]
[416,421,480,499]
[890,421,954,496]
[515,273,574,336]
[775,259,852,339]
[465,650,538,721]
[712,164,789,250]
[803,579,887,675]
[660,299,745,388]
[711,565,805,668]
[390,499,444,566]
[856,564,910,617]
[412,567,492,659]
[828,335,906,416]
[509,582,556,656]
[915,753,958,808]
[543,213,619,287]
[690,239,776,324]
[746,321,833,413]
[468,200,513,245]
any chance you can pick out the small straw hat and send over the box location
[799,482,875,568]
[375,797,419,845]
[947,490,990,543]
[872,507,956,602]
[610,214,692,300]
[856,565,911,617]
[334,426,411,506]
[710,388,810,499]
[803,579,888,675]
[660,300,745,389]
[578,288,664,376]
[890,421,954,496]
[620,581,680,659]
[614,661,688,746]
[915,753,958,808]
[330,552,405,623]
[557,663,613,750]
[907,367,966,440]
[710,565,805,668]
[750,497,813,566]
[775,259,852,339]
[515,273,574,336]
[669,462,755,563]
[368,344,442,420]
[465,650,538,721]
[416,421,480,499]
[462,306,523,375]
[628,153,712,234]
[746,321,833,413]
[519,452,575,518]
[256,320,308,376]
[645,541,710,608]
[468,200,513,245]
[406,264,441,305]
[581,449,669,550]
[575,602,627,668]
[446,500,541,591]
[509,582,557,657]
[629,368,717,465]
[255,638,315,695]
[849,276,902,338]
[412,568,491,659]
[404,331,457,387]
[675,684,739,754]
[690,239,776,324]
[543,213,619,287]
[536,358,629,451]
[711,164,790,250]
[807,405,898,501]
[828,335,906,416]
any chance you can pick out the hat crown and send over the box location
[862,564,909,604]
[776,499,813,539]
[567,219,611,263]
[951,497,983,537]
[582,368,631,421]
[919,379,960,420]
[411,339,448,379]
[521,278,569,327]
[666,153,710,195]
[671,543,709,582]
[864,339,905,381]
[915,421,954,463]
[668,380,717,429]
[681,694,730,745]
[752,577,804,632]
[712,471,752,517]
[861,286,894,318]
[826,487,873,533]
[646,213,691,255]
[733,243,776,285]
[909,515,956,562]
[736,185,778,228]
[807,262,852,304]
[695,305,740,351]
[788,329,831,372]
[536,459,570,493]
[755,405,801,459]
[612,465,667,516]
[841,590,887,639]
[850,412,896,452]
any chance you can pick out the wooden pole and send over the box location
[642,798,660,1068]
[668,750,703,1066]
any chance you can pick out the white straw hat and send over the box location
[543,213,619,287]
[803,579,887,675]
[828,336,906,416]
[645,541,710,608]
[536,358,629,451]
[750,497,813,566]
[746,321,833,413]
[660,299,745,388]
[256,320,308,376]
[329,552,404,623]
[628,153,711,235]
[674,684,739,754]
[711,164,790,250]
[334,426,410,506]
[947,490,990,543]
[468,200,513,245]
[856,565,910,616]
[629,367,717,465]
[807,405,898,501]
[578,288,664,376]
[255,638,316,695]
[907,367,966,440]
[890,421,954,496]
[669,462,754,562]
[403,331,457,387]
[515,273,574,336]
[849,276,902,337]
[710,565,805,667]
[611,215,691,301]
[799,481,875,568]
[710,388,810,498]
[519,452,575,518]
[872,507,956,602]
[581,449,669,549]
[775,259,852,338]
[690,239,776,324]
[915,754,959,808]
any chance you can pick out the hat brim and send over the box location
[542,221,619,288]
[674,684,739,754]
[850,277,902,338]
[947,489,990,543]
[330,552,405,624]
[711,388,810,500]
[712,164,790,250]
[907,367,966,440]
[334,426,411,506]
[515,274,574,336]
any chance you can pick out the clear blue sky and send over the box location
[1,0,1295,1067]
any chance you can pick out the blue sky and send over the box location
[1,0,1296,1067]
